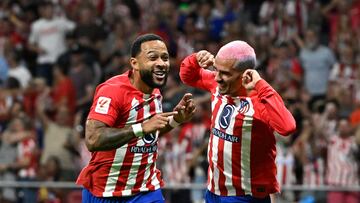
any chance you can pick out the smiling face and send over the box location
[131,40,170,88]
[213,57,243,96]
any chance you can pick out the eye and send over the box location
[148,55,158,61]
[161,55,169,61]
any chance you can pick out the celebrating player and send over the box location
[76,33,195,203]
[180,40,296,203]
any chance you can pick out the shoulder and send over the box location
[31,20,43,29]
[99,73,130,90]
[94,72,133,102]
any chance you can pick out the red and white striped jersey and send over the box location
[76,70,164,197]
[303,158,325,186]
[326,135,359,186]
[18,137,37,178]
[275,144,296,187]
[180,54,296,198]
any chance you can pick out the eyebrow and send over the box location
[145,50,168,55]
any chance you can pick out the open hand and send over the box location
[173,93,196,123]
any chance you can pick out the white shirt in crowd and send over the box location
[29,17,75,64]
[8,64,32,88]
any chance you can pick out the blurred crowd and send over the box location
[0,0,359,202]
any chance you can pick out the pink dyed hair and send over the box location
[216,40,256,61]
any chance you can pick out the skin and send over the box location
[196,50,261,97]
[85,40,196,152]
[130,40,170,92]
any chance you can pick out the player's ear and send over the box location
[130,57,139,71]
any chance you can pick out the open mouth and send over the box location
[153,70,167,80]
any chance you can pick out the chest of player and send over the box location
[210,95,269,143]
[122,94,163,126]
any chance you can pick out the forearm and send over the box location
[159,124,174,136]
[85,119,136,152]
[256,80,296,135]
[180,54,201,84]
[159,116,182,135]
[180,54,215,90]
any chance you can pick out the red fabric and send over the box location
[180,54,296,198]
[51,77,76,114]
[350,108,360,127]
[76,71,164,197]
[18,137,38,178]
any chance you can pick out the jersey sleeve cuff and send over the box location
[87,114,115,127]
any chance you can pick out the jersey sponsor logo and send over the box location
[238,99,250,114]
[95,97,111,114]
[143,133,157,145]
[130,145,158,153]
[130,133,158,153]
[212,128,239,143]
[219,104,235,129]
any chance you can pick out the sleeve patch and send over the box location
[95,97,112,114]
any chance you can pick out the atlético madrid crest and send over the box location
[238,99,250,114]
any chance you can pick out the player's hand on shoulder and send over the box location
[173,93,196,123]
[242,69,262,90]
[196,50,214,68]
[142,111,178,134]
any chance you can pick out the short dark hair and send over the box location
[234,57,256,71]
[130,34,164,57]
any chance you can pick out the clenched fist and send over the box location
[196,50,214,68]
[242,69,262,90]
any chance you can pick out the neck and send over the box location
[130,70,153,94]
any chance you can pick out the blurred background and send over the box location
[0,0,359,202]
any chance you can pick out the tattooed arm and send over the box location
[85,119,136,152]
[85,111,178,152]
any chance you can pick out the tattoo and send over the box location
[85,118,179,151]
[85,119,137,151]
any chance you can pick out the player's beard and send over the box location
[140,68,168,88]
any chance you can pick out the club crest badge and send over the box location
[238,99,250,114]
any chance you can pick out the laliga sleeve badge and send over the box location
[95,96,111,114]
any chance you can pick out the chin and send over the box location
[152,80,166,88]
[218,89,228,95]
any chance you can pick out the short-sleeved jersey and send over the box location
[180,54,296,198]
[76,70,164,197]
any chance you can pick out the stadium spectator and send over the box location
[180,41,296,202]
[1,115,38,203]
[326,118,360,203]
[28,1,75,86]
[5,49,32,89]
[299,26,336,103]
[36,98,77,181]
[76,33,196,202]
[67,44,94,109]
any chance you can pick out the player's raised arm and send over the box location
[180,51,217,91]
[243,69,296,136]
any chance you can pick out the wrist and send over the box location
[132,123,144,138]
[169,116,181,128]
